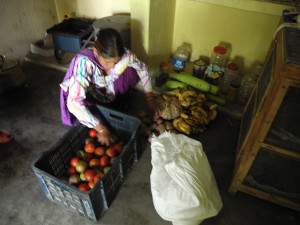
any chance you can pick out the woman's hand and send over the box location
[145,92,161,119]
[147,99,161,119]
[94,123,117,146]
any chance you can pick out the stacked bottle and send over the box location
[211,46,227,68]
[227,79,240,104]
[220,63,239,94]
[238,72,257,105]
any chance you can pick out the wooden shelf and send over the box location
[228,12,300,211]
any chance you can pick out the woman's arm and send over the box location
[67,58,100,128]
[124,50,161,118]
[67,57,117,145]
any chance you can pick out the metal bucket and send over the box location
[0,56,26,95]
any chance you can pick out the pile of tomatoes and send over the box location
[64,128,124,192]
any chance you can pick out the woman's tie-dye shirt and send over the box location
[60,48,152,128]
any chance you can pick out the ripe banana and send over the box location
[190,106,208,118]
[178,117,192,135]
[162,94,171,105]
[178,89,199,107]
[198,93,206,101]
[178,117,191,128]
[177,122,191,135]
[181,89,198,98]
[189,97,203,106]
[172,118,182,132]
[183,116,200,126]
[173,118,190,134]
[209,104,218,110]
[208,109,218,121]
[180,112,189,119]
[178,96,191,107]
[164,89,180,97]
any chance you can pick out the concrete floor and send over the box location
[0,62,299,225]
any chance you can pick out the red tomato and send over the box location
[89,158,100,167]
[68,166,77,175]
[106,147,116,157]
[78,183,90,192]
[88,129,97,138]
[84,170,96,182]
[70,157,80,167]
[83,152,93,162]
[94,147,105,157]
[94,172,105,183]
[84,143,96,153]
[113,143,124,153]
[99,155,109,167]
[88,181,95,189]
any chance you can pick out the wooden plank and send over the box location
[239,184,300,212]
[261,143,300,159]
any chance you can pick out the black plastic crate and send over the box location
[31,106,141,222]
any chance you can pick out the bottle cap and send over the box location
[227,63,239,71]
[214,46,226,54]
[160,62,169,70]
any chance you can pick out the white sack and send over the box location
[150,132,223,225]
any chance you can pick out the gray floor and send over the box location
[0,62,299,225]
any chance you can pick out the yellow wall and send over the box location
[55,0,130,21]
[53,0,292,74]
[131,0,176,73]
[0,0,58,60]
[192,0,291,16]
[130,0,150,64]
[148,0,176,68]
[172,0,292,73]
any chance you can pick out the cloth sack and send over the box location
[150,132,223,225]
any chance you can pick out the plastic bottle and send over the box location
[211,46,227,68]
[220,63,239,94]
[238,72,257,105]
[173,45,188,72]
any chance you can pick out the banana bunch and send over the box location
[173,117,205,135]
[164,88,219,135]
[164,88,206,108]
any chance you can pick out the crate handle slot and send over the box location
[109,113,124,122]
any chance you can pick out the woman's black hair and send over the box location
[94,28,125,58]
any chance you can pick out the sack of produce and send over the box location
[150,132,223,225]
